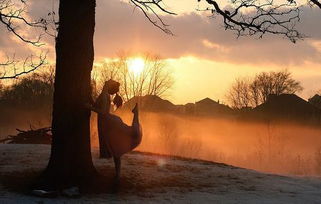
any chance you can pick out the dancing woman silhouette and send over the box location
[87,80,142,179]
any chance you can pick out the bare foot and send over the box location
[132,103,138,113]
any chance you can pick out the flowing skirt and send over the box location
[97,113,136,158]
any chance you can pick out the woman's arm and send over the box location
[85,103,105,114]
[86,93,111,114]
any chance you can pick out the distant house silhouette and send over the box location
[194,98,232,116]
[120,94,321,125]
[182,103,195,115]
[309,94,321,110]
[122,95,177,113]
[253,94,321,123]
[122,95,232,117]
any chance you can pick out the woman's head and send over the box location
[103,79,120,95]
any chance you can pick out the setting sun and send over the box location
[127,58,145,75]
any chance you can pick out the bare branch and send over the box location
[130,0,176,35]
[0,54,14,66]
[310,0,321,9]
[200,0,303,43]
[0,52,47,79]
[0,0,48,46]
[0,0,52,79]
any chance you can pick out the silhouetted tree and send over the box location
[249,79,261,107]
[253,70,303,104]
[38,0,98,189]
[40,0,174,190]
[227,78,252,109]
[228,70,303,109]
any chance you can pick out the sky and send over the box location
[1,0,321,104]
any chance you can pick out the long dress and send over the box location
[94,93,142,159]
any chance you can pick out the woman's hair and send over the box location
[113,93,123,109]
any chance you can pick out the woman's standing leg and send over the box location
[113,157,121,179]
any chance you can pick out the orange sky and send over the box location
[166,57,321,104]
[1,0,321,105]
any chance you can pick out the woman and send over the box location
[87,79,142,179]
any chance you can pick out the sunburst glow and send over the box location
[127,58,145,75]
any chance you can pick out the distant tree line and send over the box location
[0,68,311,112]
[227,70,303,109]
[0,66,55,110]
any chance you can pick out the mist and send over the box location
[90,111,321,176]
[2,107,321,177]
[0,107,51,137]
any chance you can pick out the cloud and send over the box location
[0,1,54,62]
[93,0,321,66]
[1,0,321,67]
[0,27,35,59]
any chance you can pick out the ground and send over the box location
[1,144,321,203]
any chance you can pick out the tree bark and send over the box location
[42,0,97,189]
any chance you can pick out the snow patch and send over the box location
[1,144,321,203]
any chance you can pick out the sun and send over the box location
[127,58,145,75]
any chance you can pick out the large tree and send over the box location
[41,0,97,189]
[40,0,174,190]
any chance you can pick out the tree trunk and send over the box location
[42,0,97,189]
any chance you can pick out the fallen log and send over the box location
[0,127,52,144]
